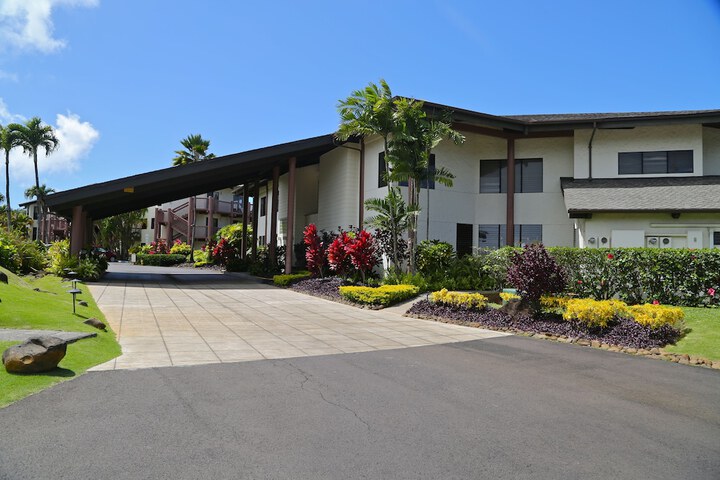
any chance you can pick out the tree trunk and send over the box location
[5,153,11,232]
[407,178,417,274]
[33,150,45,243]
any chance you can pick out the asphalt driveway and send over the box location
[0,335,718,479]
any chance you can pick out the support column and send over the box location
[207,195,215,242]
[241,184,249,259]
[153,209,160,242]
[285,156,296,274]
[269,165,279,265]
[70,205,84,256]
[358,138,365,228]
[84,215,94,247]
[165,217,173,246]
[188,197,196,244]
[251,181,260,258]
[506,138,515,246]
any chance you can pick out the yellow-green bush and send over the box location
[499,292,520,302]
[562,298,629,328]
[339,284,419,307]
[628,304,685,329]
[273,271,311,287]
[540,295,571,311]
[430,288,488,310]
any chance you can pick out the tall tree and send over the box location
[364,187,418,271]
[387,98,464,273]
[25,184,55,241]
[11,117,59,242]
[0,124,21,231]
[336,79,395,190]
[172,134,216,166]
[95,209,147,260]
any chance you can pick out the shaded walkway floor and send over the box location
[89,264,508,369]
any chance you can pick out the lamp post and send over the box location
[67,288,82,314]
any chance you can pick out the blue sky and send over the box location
[1,0,719,209]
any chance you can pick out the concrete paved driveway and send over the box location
[89,264,507,369]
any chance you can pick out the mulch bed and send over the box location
[289,277,386,310]
[406,300,682,350]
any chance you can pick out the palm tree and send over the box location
[11,117,59,242]
[25,184,55,241]
[336,79,395,191]
[96,209,147,259]
[364,187,419,271]
[172,134,216,166]
[0,124,21,231]
[387,98,464,273]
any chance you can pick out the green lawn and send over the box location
[0,268,121,408]
[664,307,720,361]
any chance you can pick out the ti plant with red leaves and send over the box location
[345,229,379,284]
[327,229,353,277]
[303,224,327,277]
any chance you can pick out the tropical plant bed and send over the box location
[290,277,418,309]
[407,300,688,351]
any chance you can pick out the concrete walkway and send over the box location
[89,264,508,370]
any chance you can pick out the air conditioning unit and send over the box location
[660,236,673,248]
[646,236,659,248]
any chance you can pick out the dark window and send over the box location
[150,218,155,229]
[714,231,720,246]
[378,152,387,188]
[618,150,693,174]
[260,196,267,217]
[32,227,37,241]
[140,220,148,230]
[480,159,542,193]
[32,207,38,220]
[478,224,542,249]
[456,223,473,257]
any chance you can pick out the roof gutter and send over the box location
[587,122,597,180]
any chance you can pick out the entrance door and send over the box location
[456,223,473,257]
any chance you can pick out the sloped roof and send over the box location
[560,176,720,214]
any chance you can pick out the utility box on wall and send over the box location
[610,230,645,248]
[687,230,703,249]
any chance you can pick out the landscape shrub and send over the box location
[383,271,431,292]
[303,224,328,277]
[507,244,566,304]
[169,240,192,256]
[247,245,285,276]
[562,298,629,328]
[142,239,170,255]
[0,235,20,272]
[539,295,570,311]
[136,254,186,266]
[416,240,455,278]
[500,292,520,303]
[345,229,379,284]
[212,238,237,266]
[339,284,419,306]
[327,230,353,276]
[628,304,685,329]
[430,288,488,310]
[273,271,311,287]
[75,258,101,281]
[46,239,74,276]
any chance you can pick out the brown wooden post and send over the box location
[358,138,365,228]
[506,138,515,246]
[153,209,160,242]
[269,165,279,266]
[285,156,297,274]
[70,205,84,255]
[207,195,215,242]
[251,181,260,258]
[165,215,173,245]
[188,197,196,243]
[241,184,249,259]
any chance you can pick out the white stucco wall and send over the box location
[574,124,704,179]
[703,126,720,176]
[318,147,359,232]
[577,213,720,249]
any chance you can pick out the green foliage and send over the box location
[75,258,101,281]
[46,239,72,275]
[95,209,146,260]
[192,249,210,266]
[339,284,420,307]
[430,288,488,310]
[136,253,187,266]
[416,240,456,277]
[172,134,216,166]
[273,271,311,287]
[0,234,20,272]
[248,245,285,277]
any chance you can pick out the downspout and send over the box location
[588,122,597,180]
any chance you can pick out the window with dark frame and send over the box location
[378,152,387,188]
[618,150,693,175]
[477,224,542,249]
[260,196,267,217]
[479,159,543,193]
[150,218,155,229]
[714,231,720,247]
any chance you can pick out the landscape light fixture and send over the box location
[67,288,82,314]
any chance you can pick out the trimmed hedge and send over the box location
[136,254,187,266]
[548,247,720,306]
[430,289,488,310]
[273,271,312,287]
[339,284,419,307]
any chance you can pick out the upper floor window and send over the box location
[260,196,267,217]
[477,224,542,249]
[618,150,693,175]
[479,159,543,193]
[378,152,437,189]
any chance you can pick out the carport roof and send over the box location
[45,133,344,219]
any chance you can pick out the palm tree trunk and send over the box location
[5,152,11,232]
[32,149,45,242]
[407,178,417,274]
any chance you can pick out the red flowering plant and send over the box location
[147,239,169,255]
[303,224,328,277]
[327,229,353,277]
[212,238,236,267]
[345,229,379,284]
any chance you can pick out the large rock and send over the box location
[499,297,534,318]
[0,271,8,284]
[84,318,107,331]
[2,336,68,374]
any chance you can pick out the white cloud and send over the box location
[0,69,18,82]
[0,97,24,124]
[0,0,99,53]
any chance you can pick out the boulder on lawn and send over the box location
[78,300,88,307]
[499,297,535,318]
[2,336,68,374]
[0,271,8,284]
[84,318,107,331]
